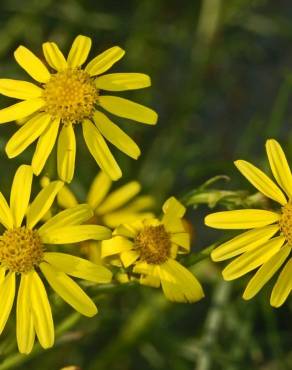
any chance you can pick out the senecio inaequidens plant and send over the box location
[0,34,289,355]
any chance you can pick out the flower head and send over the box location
[205,139,292,307]
[42,171,155,263]
[0,165,112,354]
[0,35,157,182]
[102,197,204,303]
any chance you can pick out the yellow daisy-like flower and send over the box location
[101,197,204,302]
[0,165,112,354]
[0,35,157,182]
[50,171,154,263]
[205,139,292,307]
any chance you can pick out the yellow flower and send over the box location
[205,139,292,307]
[49,171,154,263]
[0,165,112,354]
[101,197,204,302]
[0,35,157,182]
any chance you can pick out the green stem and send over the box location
[183,243,216,267]
[195,281,231,370]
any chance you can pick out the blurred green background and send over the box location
[0,0,291,369]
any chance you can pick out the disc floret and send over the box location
[0,227,44,273]
[134,224,171,264]
[43,69,98,125]
[279,202,292,245]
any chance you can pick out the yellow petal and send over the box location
[57,185,78,209]
[82,119,122,181]
[101,236,133,259]
[67,35,91,68]
[120,250,139,267]
[140,274,161,288]
[14,45,51,83]
[205,209,280,229]
[99,96,158,125]
[40,262,97,317]
[29,271,54,349]
[0,98,45,124]
[40,175,50,188]
[95,73,151,91]
[123,195,155,212]
[162,197,185,217]
[170,244,178,259]
[97,181,141,215]
[0,268,6,285]
[222,236,285,280]
[102,196,154,228]
[0,273,15,334]
[93,110,140,159]
[102,211,153,229]
[26,180,64,229]
[114,223,140,238]
[57,123,76,183]
[159,260,204,303]
[17,274,35,354]
[162,196,185,226]
[163,217,185,233]
[85,46,125,76]
[243,245,291,300]
[44,252,112,283]
[87,171,112,210]
[234,160,286,205]
[0,79,42,100]
[6,113,51,158]
[42,42,67,71]
[0,192,14,229]
[40,225,111,244]
[270,258,292,307]
[211,225,279,261]
[266,139,292,198]
[133,261,155,275]
[39,204,93,234]
[170,233,190,250]
[10,165,33,227]
[32,117,60,175]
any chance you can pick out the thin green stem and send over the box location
[183,243,216,267]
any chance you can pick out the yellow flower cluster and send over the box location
[0,35,204,355]
[0,33,290,356]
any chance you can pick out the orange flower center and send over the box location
[135,225,171,265]
[43,69,98,125]
[0,227,44,273]
[279,202,292,244]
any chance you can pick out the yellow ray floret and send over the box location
[0,164,112,354]
[101,196,204,303]
[0,35,158,182]
[205,139,292,307]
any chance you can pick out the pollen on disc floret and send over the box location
[0,227,44,273]
[134,224,171,264]
[42,69,98,125]
[279,202,292,245]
